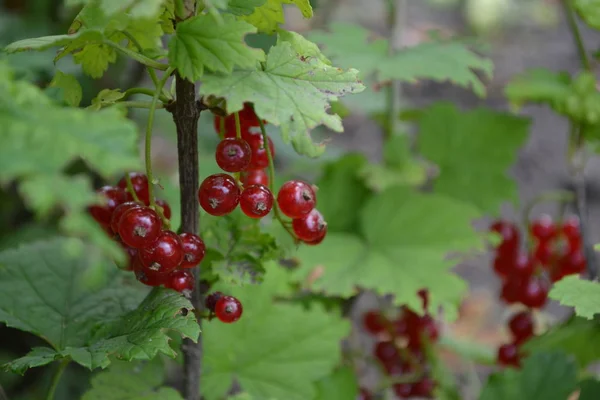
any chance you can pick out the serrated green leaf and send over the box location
[293,188,483,320]
[549,275,600,319]
[309,23,493,96]
[228,0,267,15]
[3,30,103,53]
[314,367,358,400]
[19,175,97,216]
[524,317,600,368]
[579,379,600,400]
[48,70,82,107]
[0,239,200,373]
[168,14,264,81]
[202,265,350,400]
[200,41,364,157]
[314,154,371,232]
[73,43,117,78]
[504,68,572,109]
[242,0,313,33]
[89,88,126,110]
[277,29,331,65]
[417,103,529,214]
[100,0,166,19]
[480,352,578,400]
[575,0,600,29]
[82,359,183,400]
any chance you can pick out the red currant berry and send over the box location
[510,253,535,277]
[374,341,399,364]
[205,291,224,312]
[500,277,523,305]
[155,199,171,220]
[530,214,557,242]
[245,132,275,170]
[519,277,548,309]
[215,138,252,173]
[292,209,326,242]
[111,202,142,233]
[277,180,316,218]
[165,270,195,293]
[497,343,520,367]
[302,225,328,246]
[490,220,520,256]
[215,295,243,323]
[561,216,581,240]
[508,311,534,345]
[363,311,387,334]
[133,257,168,287]
[393,383,413,398]
[88,186,127,229]
[118,172,150,204]
[241,169,268,187]
[116,244,137,271]
[357,388,372,400]
[559,250,586,275]
[240,185,273,218]
[411,378,436,397]
[393,316,408,337]
[179,232,206,269]
[214,103,262,137]
[493,254,512,278]
[198,174,241,216]
[118,207,162,249]
[533,241,553,266]
[139,230,184,274]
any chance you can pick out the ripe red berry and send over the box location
[490,220,520,256]
[500,277,523,305]
[246,133,275,169]
[133,257,168,287]
[155,199,171,220]
[198,174,241,216]
[118,172,150,205]
[118,206,162,249]
[559,250,586,275]
[357,388,372,400]
[530,214,557,242]
[497,343,520,367]
[179,233,206,269]
[277,180,316,218]
[393,383,413,398]
[411,378,436,397]
[88,186,127,229]
[561,216,580,240]
[510,253,535,277]
[519,277,548,309]
[242,169,269,187]
[363,311,387,334]
[393,316,408,337]
[533,241,553,266]
[508,311,534,345]
[215,138,252,173]
[215,295,243,323]
[205,291,224,312]
[493,254,512,278]
[302,226,328,246]
[111,202,142,233]
[374,341,399,364]
[240,185,273,218]
[139,230,184,274]
[166,270,195,293]
[292,209,327,242]
[214,103,262,137]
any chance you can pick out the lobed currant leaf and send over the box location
[200,41,365,157]
[168,13,265,81]
[549,275,600,320]
[314,367,359,400]
[48,70,83,107]
[241,0,313,34]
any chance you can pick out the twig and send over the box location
[46,359,69,400]
[385,0,407,141]
[172,72,203,400]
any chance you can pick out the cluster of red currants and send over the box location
[204,291,243,323]
[88,172,205,294]
[490,215,585,367]
[360,291,438,399]
[201,103,327,244]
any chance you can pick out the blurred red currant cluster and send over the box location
[490,215,585,367]
[88,173,205,294]
[359,291,438,399]
[201,103,327,244]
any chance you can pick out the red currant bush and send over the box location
[215,138,252,173]
[214,295,243,323]
[198,173,241,216]
[239,184,273,218]
[277,180,316,219]
[117,206,162,249]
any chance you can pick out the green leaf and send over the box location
[309,23,493,96]
[202,264,350,400]
[417,103,529,214]
[524,317,600,368]
[314,154,372,233]
[48,70,82,107]
[3,30,103,53]
[549,275,600,319]
[293,187,483,320]
[99,0,166,19]
[480,352,578,400]
[579,379,600,400]
[168,14,264,81]
[228,0,268,15]
[314,367,358,400]
[89,88,126,110]
[200,41,364,157]
[0,238,199,373]
[504,68,572,110]
[73,43,118,78]
[574,0,600,29]
[242,0,313,33]
[82,359,183,400]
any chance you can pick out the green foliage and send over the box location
[202,265,350,400]
[82,359,183,400]
[524,317,600,368]
[168,14,264,81]
[579,379,600,400]
[308,23,493,96]
[549,275,600,319]
[0,239,199,373]
[314,367,358,400]
[479,352,578,400]
[48,70,83,107]
[89,88,126,110]
[293,187,483,320]
[200,39,364,157]
[574,0,600,29]
[241,0,313,33]
[417,103,530,214]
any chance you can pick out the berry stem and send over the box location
[124,174,141,203]
[521,190,575,225]
[123,87,170,102]
[117,100,166,109]
[562,0,591,71]
[103,40,168,71]
[46,359,69,400]
[145,67,174,209]
[256,115,297,241]
[234,111,242,140]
